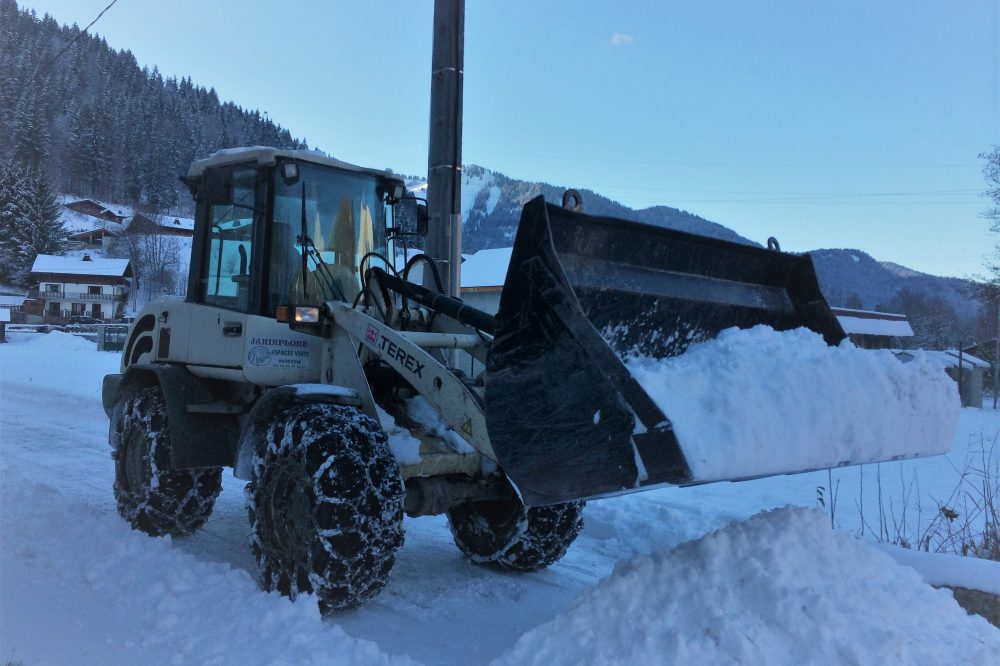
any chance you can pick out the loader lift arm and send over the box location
[327,301,497,462]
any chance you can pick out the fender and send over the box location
[232,384,363,481]
[106,363,238,470]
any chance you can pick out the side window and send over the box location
[200,167,257,310]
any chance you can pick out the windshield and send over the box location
[269,162,388,311]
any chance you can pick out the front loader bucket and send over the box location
[483,196,846,506]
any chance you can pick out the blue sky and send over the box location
[22,0,999,278]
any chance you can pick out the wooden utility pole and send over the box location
[425,0,464,298]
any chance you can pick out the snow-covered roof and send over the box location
[124,214,195,233]
[831,308,914,338]
[31,254,131,277]
[158,216,194,232]
[460,247,512,289]
[893,349,991,370]
[942,350,990,369]
[61,197,128,217]
[394,247,512,291]
[67,224,124,239]
[0,294,26,307]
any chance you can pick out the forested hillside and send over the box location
[0,1,991,351]
[0,0,306,212]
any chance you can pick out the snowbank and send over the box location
[878,544,1000,596]
[0,331,120,398]
[496,507,1000,666]
[624,326,960,481]
[0,467,413,666]
[1,310,994,666]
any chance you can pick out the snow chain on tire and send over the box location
[247,403,405,613]
[112,385,222,537]
[447,496,584,572]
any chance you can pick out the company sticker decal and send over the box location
[365,324,379,344]
[247,336,312,369]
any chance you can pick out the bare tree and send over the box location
[139,227,182,301]
[981,146,1000,287]
[107,211,183,307]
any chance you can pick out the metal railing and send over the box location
[30,288,125,302]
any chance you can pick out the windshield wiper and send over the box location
[297,234,348,303]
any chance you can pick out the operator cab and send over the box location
[183,148,413,317]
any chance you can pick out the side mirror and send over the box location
[393,197,429,237]
[202,170,232,205]
[181,172,229,203]
[416,203,428,235]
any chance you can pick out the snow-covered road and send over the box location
[1,332,998,664]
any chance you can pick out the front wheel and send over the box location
[447,495,584,572]
[248,403,405,612]
[112,385,222,537]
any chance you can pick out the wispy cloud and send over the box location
[609,32,634,47]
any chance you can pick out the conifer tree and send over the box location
[0,161,28,283]
[0,161,66,284]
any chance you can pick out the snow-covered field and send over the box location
[1,332,998,665]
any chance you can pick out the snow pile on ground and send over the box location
[625,326,960,481]
[2,327,997,665]
[496,507,1000,666]
[0,330,118,397]
[0,467,414,666]
[876,544,1000,595]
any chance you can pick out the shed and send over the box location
[64,199,126,224]
[125,213,195,237]
[894,349,989,408]
[830,307,914,349]
[67,225,123,250]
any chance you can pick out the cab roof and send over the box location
[187,146,403,185]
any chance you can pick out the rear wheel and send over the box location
[112,385,222,537]
[248,403,405,612]
[447,495,584,571]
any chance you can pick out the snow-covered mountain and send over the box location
[809,248,981,326]
[452,165,754,251]
[412,167,986,345]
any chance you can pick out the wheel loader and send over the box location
[103,145,942,612]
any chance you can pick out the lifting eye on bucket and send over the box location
[561,189,583,212]
[767,237,782,252]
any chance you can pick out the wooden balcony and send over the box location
[30,288,125,302]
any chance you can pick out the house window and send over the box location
[48,302,60,315]
[88,286,101,295]
[91,303,102,318]
[46,284,60,293]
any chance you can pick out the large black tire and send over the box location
[447,496,584,572]
[112,385,222,537]
[248,403,405,613]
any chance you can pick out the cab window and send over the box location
[199,166,256,309]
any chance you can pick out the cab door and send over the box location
[185,164,263,368]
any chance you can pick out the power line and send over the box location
[574,186,982,200]
[464,146,980,169]
[28,0,121,84]
[568,186,982,196]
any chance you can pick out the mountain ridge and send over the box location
[4,2,987,348]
